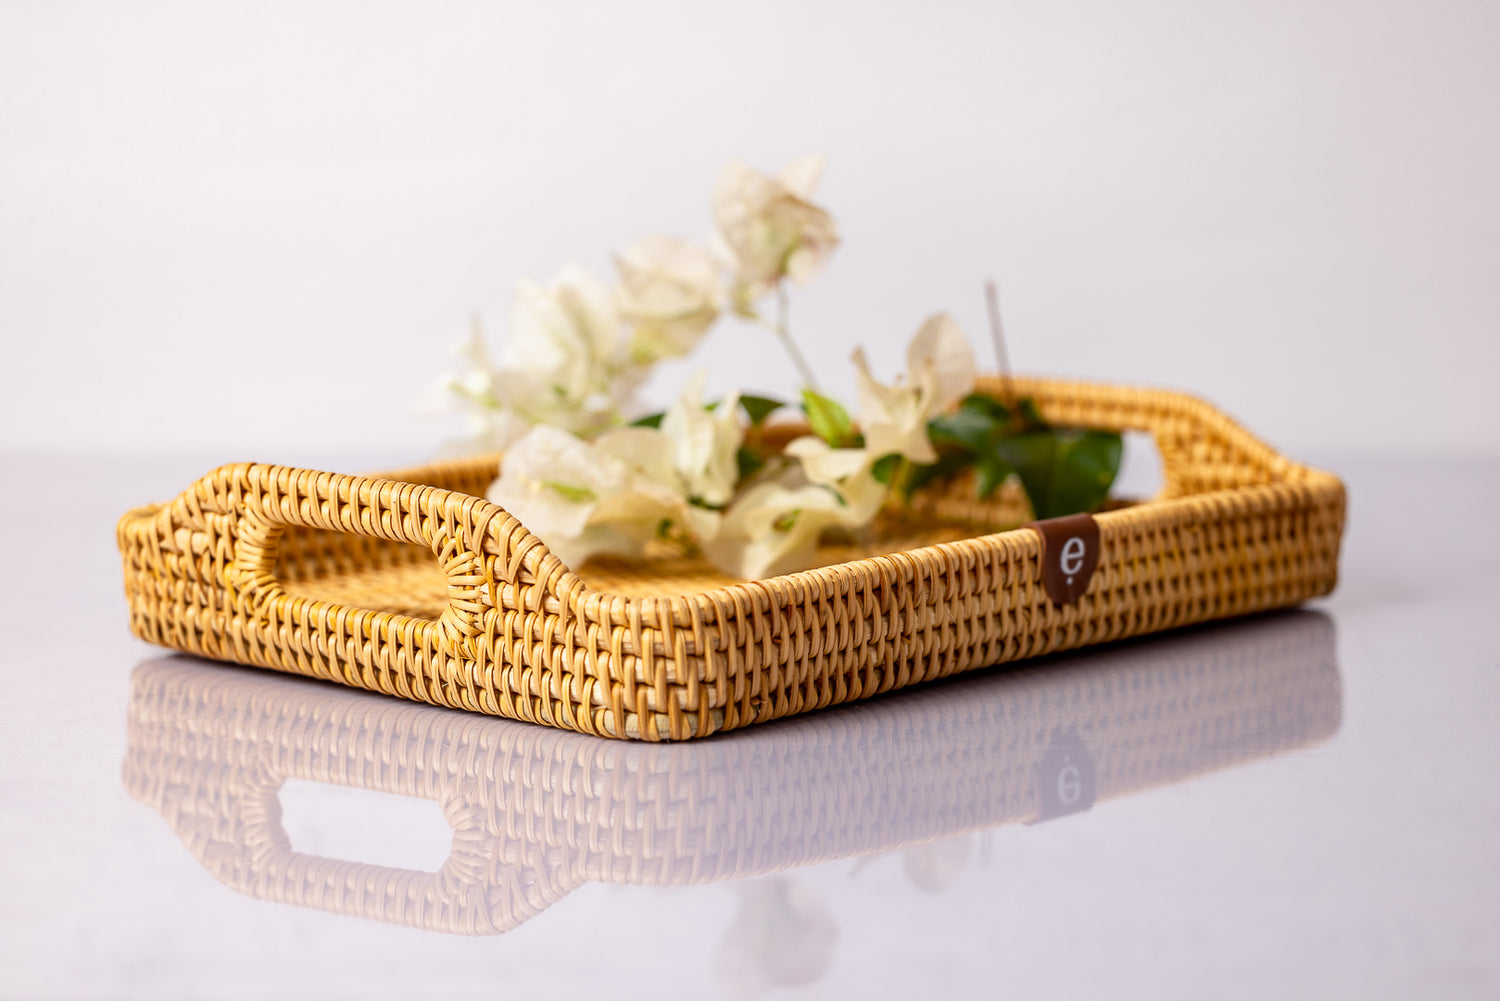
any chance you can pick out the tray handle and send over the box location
[224,463,573,661]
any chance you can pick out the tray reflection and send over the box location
[122,611,1341,936]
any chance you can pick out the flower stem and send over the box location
[889,457,915,498]
[773,284,821,391]
[983,279,1015,406]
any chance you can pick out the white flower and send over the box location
[587,427,689,547]
[615,236,724,363]
[488,424,680,569]
[852,313,977,465]
[420,316,534,453]
[487,374,760,571]
[783,435,887,525]
[660,371,745,509]
[704,477,849,580]
[703,433,893,580]
[713,155,839,306]
[439,315,499,410]
[592,426,680,493]
[504,263,621,384]
[498,263,638,436]
[488,424,619,541]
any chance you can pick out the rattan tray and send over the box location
[117,376,1346,740]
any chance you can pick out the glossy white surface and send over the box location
[2,453,1496,1000]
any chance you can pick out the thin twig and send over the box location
[773,283,821,391]
[983,280,1014,405]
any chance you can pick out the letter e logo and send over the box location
[1059,536,1087,582]
[1027,513,1101,605]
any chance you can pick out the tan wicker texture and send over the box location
[117,377,1346,740]
[122,612,1341,935]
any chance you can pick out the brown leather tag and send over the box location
[1027,513,1101,606]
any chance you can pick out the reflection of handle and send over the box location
[229,781,499,934]
[129,743,578,935]
[221,463,568,663]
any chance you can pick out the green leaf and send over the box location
[801,389,854,447]
[630,411,664,429]
[871,452,903,485]
[993,429,1122,521]
[899,450,972,499]
[974,457,1013,500]
[736,446,765,481]
[738,394,784,426]
[959,391,1010,421]
[541,481,598,504]
[928,409,1000,454]
[1016,397,1050,430]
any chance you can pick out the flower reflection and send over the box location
[900,837,977,895]
[123,611,1341,943]
[716,877,838,1000]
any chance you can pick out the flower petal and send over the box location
[906,312,977,413]
[776,153,826,199]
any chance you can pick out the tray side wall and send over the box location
[583,473,1344,739]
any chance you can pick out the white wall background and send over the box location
[2,0,1496,459]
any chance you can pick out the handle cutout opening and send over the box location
[275,525,451,620]
[1113,429,1165,501]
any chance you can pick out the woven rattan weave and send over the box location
[117,376,1346,740]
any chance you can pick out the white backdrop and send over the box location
[2,0,1496,458]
